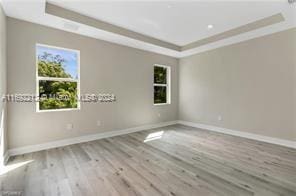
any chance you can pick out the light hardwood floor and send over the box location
[1,125,296,196]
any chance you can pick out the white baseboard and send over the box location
[178,120,296,149]
[7,120,296,159]
[8,120,178,157]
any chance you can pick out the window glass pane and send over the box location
[154,86,167,104]
[154,66,167,84]
[37,45,78,79]
[39,80,78,110]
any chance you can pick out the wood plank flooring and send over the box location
[1,124,296,196]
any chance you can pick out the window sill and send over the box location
[154,103,171,106]
[36,107,80,113]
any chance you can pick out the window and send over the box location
[154,64,170,105]
[36,44,80,112]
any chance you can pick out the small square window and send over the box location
[154,66,167,84]
[39,80,78,110]
[154,86,167,104]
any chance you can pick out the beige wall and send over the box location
[0,5,7,161]
[179,28,296,141]
[6,16,296,150]
[7,18,178,149]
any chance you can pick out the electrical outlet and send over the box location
[218,115,222,121]
[97,120,101,127]
[158,113,161,117]
[66,123,73,130]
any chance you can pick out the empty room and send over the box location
[0,0,296,195]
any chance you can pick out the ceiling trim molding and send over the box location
[45,3,181,52]
[182,13,285,51]
[46,3,289,55]
[2,1,290,58]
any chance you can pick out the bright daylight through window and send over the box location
[36,44,80,112]
[154,65,170,105]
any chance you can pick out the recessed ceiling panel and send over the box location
[48,0,294,46]
[1,0,295,58]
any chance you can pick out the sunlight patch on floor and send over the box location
[144,131,164,142]
[0,160,34,176]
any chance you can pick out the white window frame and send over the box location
[36,43,81,112]
[153,64,171,106]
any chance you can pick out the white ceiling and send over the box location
[1,0,296,58]
[48,0,296,46]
